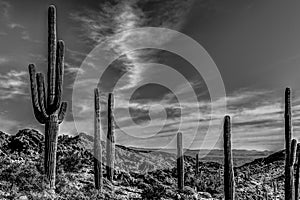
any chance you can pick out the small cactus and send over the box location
[177,132,184,191]
[94,88,102,190]
[273,181,278,197]
[195,153,199,176]
[223,115,235,200]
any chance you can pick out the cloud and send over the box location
[7,22,31,41]
[70,0,195,91]
[0,1,33,42]
[0,115,18,133]
[71,84,283,150]
[0,56,9,64]
[8,23,24,29]
[65,62,85,76]
[67,1,294,150]
[0,70,28,100]
[65,66,85,76]
[0,0,10,19]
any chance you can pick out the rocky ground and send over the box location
[0,129,286,199]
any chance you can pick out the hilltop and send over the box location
[0,129,284,199]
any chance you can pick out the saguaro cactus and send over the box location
[285,87,295,200]
[291,139,297,166]
[28,5,67,189]
[106,93,115,182]
[291,139,297,199]
[177,132,184,191]
[223,115,235,200]
[94,88,102,190]
[295,147,300,200]
[195,153,199,176]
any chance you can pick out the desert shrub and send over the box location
[182,186,196,196]
[140,181,167,200]
[0,158,47,192]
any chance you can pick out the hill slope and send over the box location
[0,129,283,199]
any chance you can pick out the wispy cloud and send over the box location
[0,0,10,19]
[70,0,195,91]
[0,70,28,100]
[7,22,31,41]
[0,1,34,42]
[69,84,288,150]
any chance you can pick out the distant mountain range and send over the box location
[0,129,272,167]
[129,146,272,166]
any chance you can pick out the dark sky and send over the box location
[1,0,300,151]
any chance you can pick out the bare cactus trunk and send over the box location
[223,115,235,200]
[195,153,199,176]
[285,88,294,200]
[295,149,300,200]
[291,139,297,200]
[44,115,59,188]
[106,93,115,182]
[177,132,184,191]
[94,88,102,190]
[28,5,67,190]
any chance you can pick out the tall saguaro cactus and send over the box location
[28,5,67,189]
[285,87,295,200]
[94,88,102,190]
[177,132,184,191]
[223,115,235,200]
[106,93,115,182]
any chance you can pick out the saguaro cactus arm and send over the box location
[36,73,49,119]
[47,5,57,106]
[58,102,67,124]
[28,64,47,124]
[291,139,297,166]
[50,40,64,112]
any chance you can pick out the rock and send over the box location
[197,192,212,199]
[17,195,28,200]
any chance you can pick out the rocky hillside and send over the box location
[0,129,285,199]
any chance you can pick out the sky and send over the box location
[1,0,300,151]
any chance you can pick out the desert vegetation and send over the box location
[1,4,300,200]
